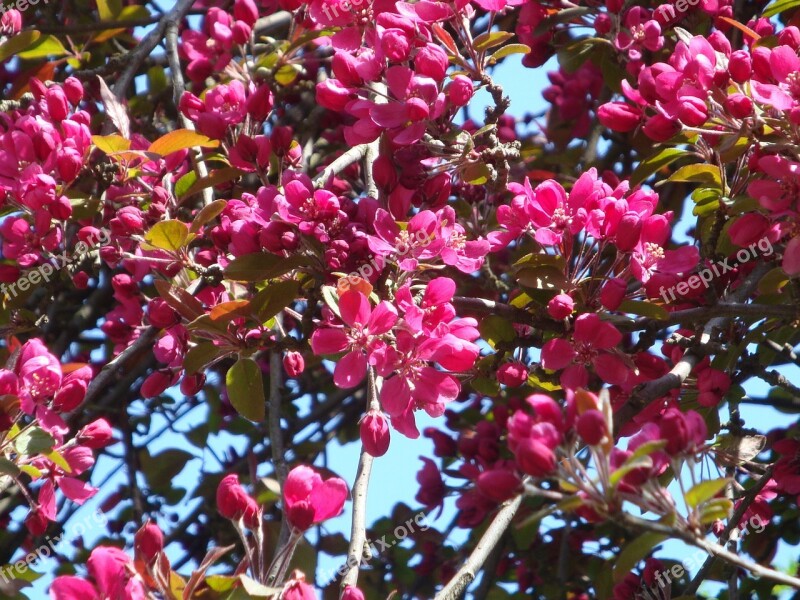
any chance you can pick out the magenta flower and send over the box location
[275,175,345,243]
[367,66,444,145]
[630,215,699,282]
[751,45,800,111]
[367,208,442,271]
[748,155,800,212]
[50,546,145,600]
[540,313,629,388]
[311,290,398,388]
[283,465,348,532]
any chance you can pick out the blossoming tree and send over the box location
[0,0,799,598]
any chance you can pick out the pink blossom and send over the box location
[541,313,628,388]
[283,465,348,531]
[50,546,145,600]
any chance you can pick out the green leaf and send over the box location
[274,64,301,86]
[628,439,667,462]
[489,43,531,62]
[92,134,131,154]
[180,167,243,199]
[558,37,605,73]
[206,575,237,593]
[613,531,668,582]
[226,358,266,422]
[144,220,191,252]
[662,164,722,188]
[184,342,227,374]
[250,280,299,322]
[175,171,198,199]
[0,457,20,477]
[617,300,669,321]
[473,31,515,52]
[224,253,310,282]
[238,575,282,597]
[630,148,685,187]
[139,449,194,490]
[479,315,516,349]
[190,199,227,234]
[763,0,800,18]
[17,35,69,59]
[148,129,220,156]
[463,162,490,185]
[14,427,55,456]
[685,478,730,508]
[609,456,653,488]
[97,0,123,20]
[0,30,41,63]
[699,498,733,524]
[516,266,568,291]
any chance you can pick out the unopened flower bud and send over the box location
[360,410,390,457]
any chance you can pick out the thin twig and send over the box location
[111,0,197,99]
[339,369,378,595]
[685,466,776,594]
[269,316,290,547]
[76,327,158,412]
[434,494,523,600]
[616,512,800,589]
[313,145,368,188]
[165,20,214,206]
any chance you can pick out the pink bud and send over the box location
[216,474,260,525]
[180,373,206,396]
[342,586,365,600]
[231,21,252,45]
[515,437,556,477]
[659,409,689,455]
[448,75,474,107]
[283,351,305,377]
[77,419,114,448]
[414,44,448,81]
[677,96,708,127]
[372,155,398,191]
[728,51,751,83]
[234,0,259,26]
[360,410,390,457]
[597,102,641,132]
[148,298,180,329]
[476,469,521,502]
[134,520,164,561]
[600,277,627,310]
[63,77,84,105]
[724,94,753,118]
[642,114,680,142]
[497,362,528,387]
[141,370,175,398]
[247,85,273,122]
[614,213,642,252]
[381,29,412,62]
[283,571,316,600]
[576,409,607,446]
[594,13,612,34]
[547,294,574,320]
[45,87,69,121]
[25,509,48,536]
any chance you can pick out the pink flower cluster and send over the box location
[312,278,480,441]
[0,338,111,535]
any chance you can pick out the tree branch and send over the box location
[165,20,214,206]
[339,369,379,595]
[111,0,197,99]
[313,145,368,188]
[434,494,523,600]
[615,511,800,590]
